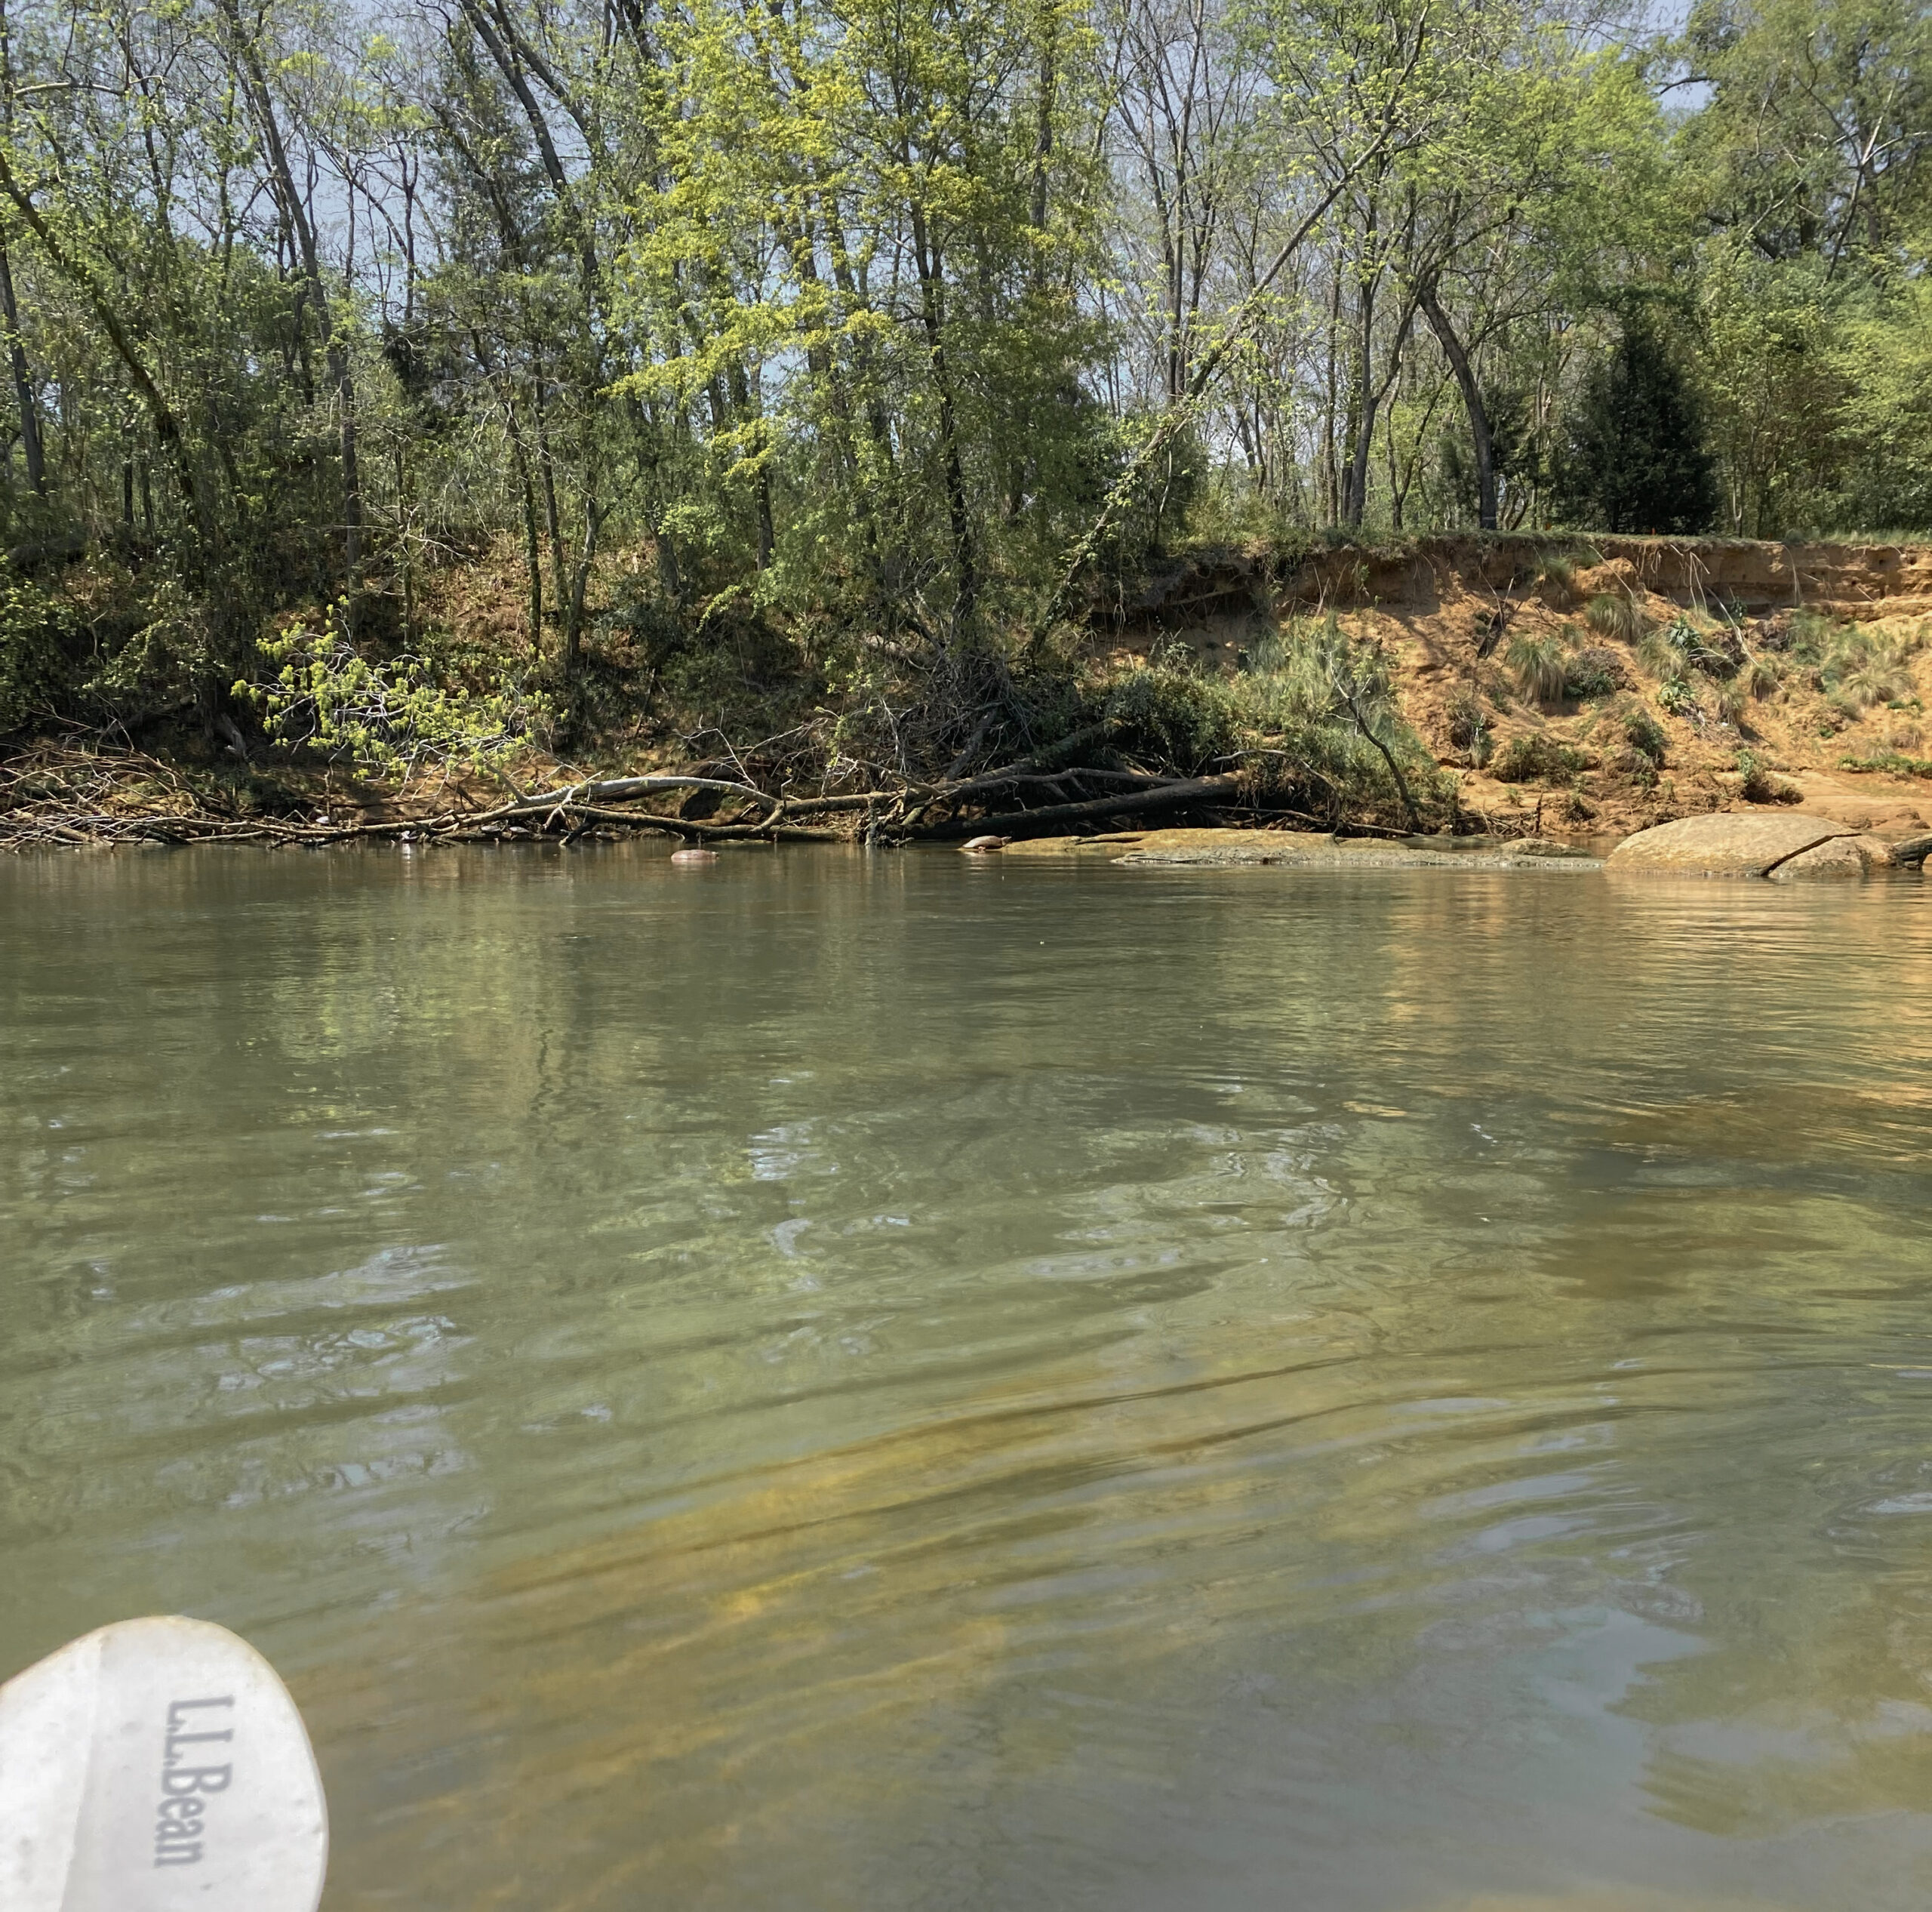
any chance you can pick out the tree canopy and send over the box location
[0,0,1924,738]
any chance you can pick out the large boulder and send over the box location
[1607,813,1855,876]
[1769,833,1897,880]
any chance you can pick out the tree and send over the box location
[1557,311,1717,534]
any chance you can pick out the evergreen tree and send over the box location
[1558,313,1718,534]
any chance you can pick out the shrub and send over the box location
[1735,750,1798,802]
[0,580,78,734]
[1563,646,1626,700]
[241,605,550,776]
[1623,707,1669,765]
[1554,310,1718,534]
[1586,592,1647,645]
[1492,733,1586,784]
[1506,631,1567,707]
[1102,649,1241,771]
[1232,615,1450,827]
[1689,623,1745,677]
[1657,676,1699,716]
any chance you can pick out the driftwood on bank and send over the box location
[0,746,1256,851]
[920,774,1243,837]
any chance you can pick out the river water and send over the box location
[2,845,1930,1911]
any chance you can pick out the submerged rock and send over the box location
[1001,828,1603,870]
[1606,813,1856,876]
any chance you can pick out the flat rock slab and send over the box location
[999,828,1602,871]
[1607,814,1854,876]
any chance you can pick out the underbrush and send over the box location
[1491,734,1586,784]
[238,603,553,778]
[1838,750,1932,778]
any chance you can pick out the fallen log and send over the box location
[918,774,1243,839]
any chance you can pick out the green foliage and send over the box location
[0,580,79,734]
[1838,750,1932,778]
[239,607,549,776]
[1563,646,1626,700]
[0,0,1926,778]
[1785,610,1838,664]
[1103,645,1242,771]
[1556,313,1717,534]
[1657,676,1699,716]
[1641,612,1737,680]
[1734,749,1795,802]
[1491,733,1585,784]
[1536,553,1577,603]
[1233,615,1447,824]
[1623,704,1669,765]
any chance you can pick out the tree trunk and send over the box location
[219,0,361,581]
[908,200,977,639]
[1418,279,1495,531]
[0,237,42,494]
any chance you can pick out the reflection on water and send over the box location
[2,845,1930,1910]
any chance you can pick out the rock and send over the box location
[1769,833,1896,880]
[1891,832,1932,867]
[1606,813,1854,876]
[669,846,718,865]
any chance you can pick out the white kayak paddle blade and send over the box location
[0,1615,328,1912]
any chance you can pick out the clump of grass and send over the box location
[1638,623,1682,679]
[1492,733,1586,784]
[1822,627,1921,714]
[1639,614,1739,682]
[1623,706,1668,767]
[1690,623,1745,677]
[1585,591,1647,645]
[1563,646,1626,700]
[1746,654,1782,698]
[1506,631,1567,707]
[1537,553,1579,606]
[1786,608,1837,664]
[1713,680,1748,728]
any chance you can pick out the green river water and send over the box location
[2,844,1930,1911]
